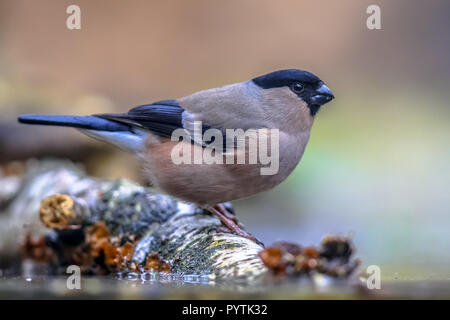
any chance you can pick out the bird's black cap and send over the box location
[252,69,322,89]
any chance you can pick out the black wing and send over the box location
[96,100,184,138]
[97,99,225,147]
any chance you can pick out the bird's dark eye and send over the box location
[291,82,304,93]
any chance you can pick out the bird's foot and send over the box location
[207,205,264,247]
[209,225,234,234]
[213,203,242,226]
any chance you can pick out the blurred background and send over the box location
[0,0,449,280]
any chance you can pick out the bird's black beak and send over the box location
[311,83,334,106]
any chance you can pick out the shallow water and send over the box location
[2,269,450,299]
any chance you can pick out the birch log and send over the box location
[0,160,267,278]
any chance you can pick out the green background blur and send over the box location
[0,0,449,280]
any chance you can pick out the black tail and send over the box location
[18,114,130,131]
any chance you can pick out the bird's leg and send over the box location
[206,205,264,246]
[210,203,243,234]
[213,203,240,225]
